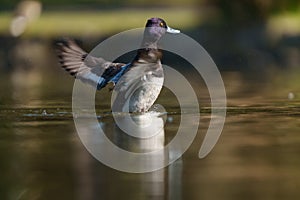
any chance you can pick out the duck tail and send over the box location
[55,39,88,77]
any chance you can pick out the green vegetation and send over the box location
[208,0,300,23]
[0,0,199,8]
[0,8,199,37]
[1,0,300,37]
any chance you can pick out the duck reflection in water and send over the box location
[76,114,182,199]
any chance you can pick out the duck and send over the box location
[56,17,180,113]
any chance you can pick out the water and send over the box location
[1,104,300,200]
[1,47,300,199]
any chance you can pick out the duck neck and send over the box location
[135,33,162,63]
[136,44,162,63]
[141,37,158,49]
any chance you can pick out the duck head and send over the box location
[142,18,180,48]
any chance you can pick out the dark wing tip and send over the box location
[54,37,88,77]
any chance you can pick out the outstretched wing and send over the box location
[56,39,127,89]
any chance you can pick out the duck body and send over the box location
[112,48,164,112]
[56,18,179,113]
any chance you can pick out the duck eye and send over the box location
[159,22,164,27]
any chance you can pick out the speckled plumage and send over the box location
[56,18,179,112]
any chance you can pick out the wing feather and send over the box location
[56,39,126,89]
